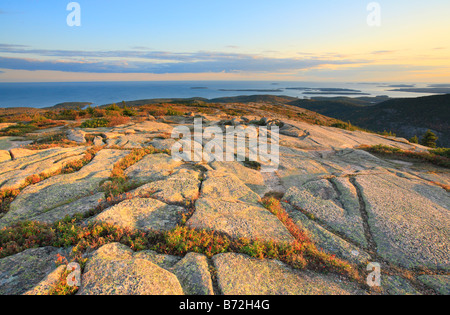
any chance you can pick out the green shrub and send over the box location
[243,159,262,171]
[381,130,397,137]
[105,103,121,112]
[54,109,79,120]
[431,148,450,159]
[86,105,95,116]
[122,106,137,117]
[81,118,109,128]
[0,123,38,136]
[166,108,183,116]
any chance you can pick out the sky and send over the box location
[0,0,449,82]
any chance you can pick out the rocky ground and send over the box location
[0,109,448,295]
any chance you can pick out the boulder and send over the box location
[418,275,450,295]
[78,243,184,295]
[0,149,128,228]
[134,250,181,269]
[0,146,87,191]
[284,204,370,265]
[172,253,214,295]
[92,198,186,232]
[201,170,261,204]
[124,153,183,184]
[148,138,177,151]
[280,124,306,137]
[210,161,266,195]
[9,148,39,159]
[132,169,201,204]
[134,251,214,295]
[283,178,367,246]
[32,192,104,224]
[24,265,66,295]
[381,276,421,295]
[0,247,68,295]
[188,198,294,243]
[354,173,450,269]
[93,136,104,146]
[213,253,365,295]
[106,134,153,149]
[132,121,173,134]
[67,129,86,143]
[0,150,10,162]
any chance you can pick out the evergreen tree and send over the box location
[409,135,419,144]
[420,130,438,148]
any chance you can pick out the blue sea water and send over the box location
[0,81,438,108]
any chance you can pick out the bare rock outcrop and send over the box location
[78,243,184,295]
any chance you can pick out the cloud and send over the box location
[0,46,364,74]
[371,50,398,55]
[302,64,442,80]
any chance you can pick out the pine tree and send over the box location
[420,130,438,148]
[409,135,419,144]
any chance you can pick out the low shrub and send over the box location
[331,121,357,131]
[26,132,82,150]
[106,116,130,127]
[80,118,109,128]
[157,226,231,258]
[431,148,450,159]
[80,116,130,128]
[105,104,121,112]
[0,189,21,214]
[361,145,450,168]
[166,108,184,116]
[242,158,262,171]
[52,109,80,121]
[122,106,137,117]
[0,123,38,136]
[48,266,79,296]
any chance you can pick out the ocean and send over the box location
[0,81,439,108]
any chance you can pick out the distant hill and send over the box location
[308,95,391,105]
[209,95,299,104]
[45,102,93,110]
[291,94,450,147]
[101,98,208,108]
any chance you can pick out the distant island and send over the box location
[388,87,450,94]
[380,84,416,88]
[303,92,370,96]
[285,87,369,96]
[218,89,284,92]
